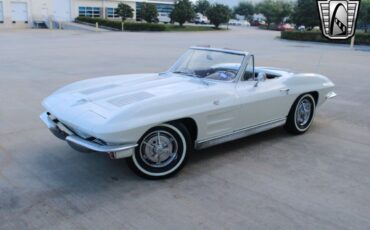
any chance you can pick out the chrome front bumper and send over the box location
[40,112,137,159]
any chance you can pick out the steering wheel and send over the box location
[205,70,237,81]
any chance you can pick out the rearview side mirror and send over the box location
[254,72,266,87]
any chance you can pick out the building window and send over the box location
[156,3,174,14]
[79,7,101,18]
[107,8,120,19]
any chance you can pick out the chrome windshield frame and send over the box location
[166,47,250,83]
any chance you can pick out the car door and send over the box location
[196,83,240,140]
[235,58,294,130]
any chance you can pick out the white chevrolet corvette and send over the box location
[41,47,336,179]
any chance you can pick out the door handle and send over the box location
[280,88,290,94]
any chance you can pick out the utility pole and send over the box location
[350,35,355,48]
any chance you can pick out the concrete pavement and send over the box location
[0,27,370,230]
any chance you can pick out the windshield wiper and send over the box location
[173,71,200,78]
[173,71,209,86]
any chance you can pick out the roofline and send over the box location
[136,0,175,5]
[190,46,249,56]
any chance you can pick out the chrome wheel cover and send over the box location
[295,98,312,127]
[139,131,179,168]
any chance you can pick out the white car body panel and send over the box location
[43,73,243,144]
[41,48,335,158]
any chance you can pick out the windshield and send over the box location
[170,49,245,82]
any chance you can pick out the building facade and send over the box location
[0,0,175,29]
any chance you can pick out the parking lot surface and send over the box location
[0,27,370,230]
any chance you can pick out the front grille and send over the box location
[48,112,90,139]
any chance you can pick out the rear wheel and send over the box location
[285,94,316,134]
[127,123,191,179]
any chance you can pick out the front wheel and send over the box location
[285,94,316,134]
[127,123,191,179]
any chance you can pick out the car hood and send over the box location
[43,73,209,129]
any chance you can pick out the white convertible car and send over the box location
[40,47,336,179]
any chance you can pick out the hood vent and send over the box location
[80,84,119,95]
[108,92,154,107]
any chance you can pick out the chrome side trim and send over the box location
[66,135,138,153]
[195,118,286,150]
[326,91,337,99]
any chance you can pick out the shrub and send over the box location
[76,17,122,30]
[76,17,166,31]
[124,22,166,31]
[281,31,370,45]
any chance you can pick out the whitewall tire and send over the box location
[127,123,191,179]
[285,94,316,134]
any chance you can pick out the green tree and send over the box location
[141,3,158,23]
[358,0,370,32]
[206,4,232,28]
[117,3,134,21]
[171,0,196,27]
[291,0,320,28]
[256,0,292,28]
[277,1,293,24]
[194,0,211,15]
[233,1,254,21]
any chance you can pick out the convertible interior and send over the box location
[192,63,281,81]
